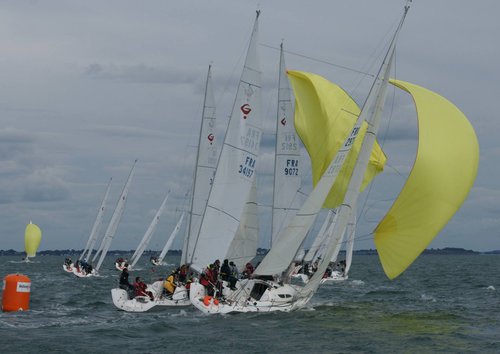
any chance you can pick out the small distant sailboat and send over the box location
[152,212,185,266]
[63,178,112,273]
[128,191,171,270]
[24,221,42,262]
[73,160,137,278]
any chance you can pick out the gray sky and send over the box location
[1,0,498,253]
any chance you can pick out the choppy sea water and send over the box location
[1,254,499,353]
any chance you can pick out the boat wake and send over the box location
[420,294,437,302]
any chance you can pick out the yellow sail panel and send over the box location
[287,71,386,208]
[375,79,479,279]
[25,222,42,257]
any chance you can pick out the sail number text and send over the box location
[240,127,261,152]
[284,159,299,176]
[280,133,298,152]
[239,156,255,178]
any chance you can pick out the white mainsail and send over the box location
[158,213,185,264]
[271,42,302,245]
[189,11,262,271]
[181,65,218,266]
[95,160,137,272]
[80,178,112,261]
[129,191,170,269]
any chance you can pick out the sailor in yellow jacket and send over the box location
[163,272,176,296]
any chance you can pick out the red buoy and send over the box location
[2,274,31,312]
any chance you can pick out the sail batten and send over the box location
[374,79,479,279]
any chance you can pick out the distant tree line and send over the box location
[1,247,495,257]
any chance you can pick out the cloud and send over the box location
[83,63,198,85]
[0,128,70,204]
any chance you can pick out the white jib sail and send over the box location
[95,160,137,271]
[80,178,112,261]
[271,42,302,246]
[189,12,262,271]
[129,191,170,269]
[302,210,337,263]
[158,213,185,264]
[225,178,259,270]
[181,65,218,265]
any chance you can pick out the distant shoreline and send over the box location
[1,247,498,256]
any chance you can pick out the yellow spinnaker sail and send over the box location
[287,71,386,208]
[375,79,479,279]
[25,222,42,257]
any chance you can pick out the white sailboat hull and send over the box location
[189,279,309,314]
[320,270,348,283]
[111,281,190,312]
[72,267,97,278]
[62,263,74,273]
[291,271,347,284]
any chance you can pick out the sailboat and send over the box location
[153,212,185,266]
[63,178,112,273]
[292,208,356,283]
[189,11,313,310]
[190,1,479,314]
[73,160,137,278]
[126,191,170,270]
[111,63,218,312]
[24,221,42,262]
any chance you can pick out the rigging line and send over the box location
[260,43,375,78]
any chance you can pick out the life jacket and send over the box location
[163,275,176,294]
